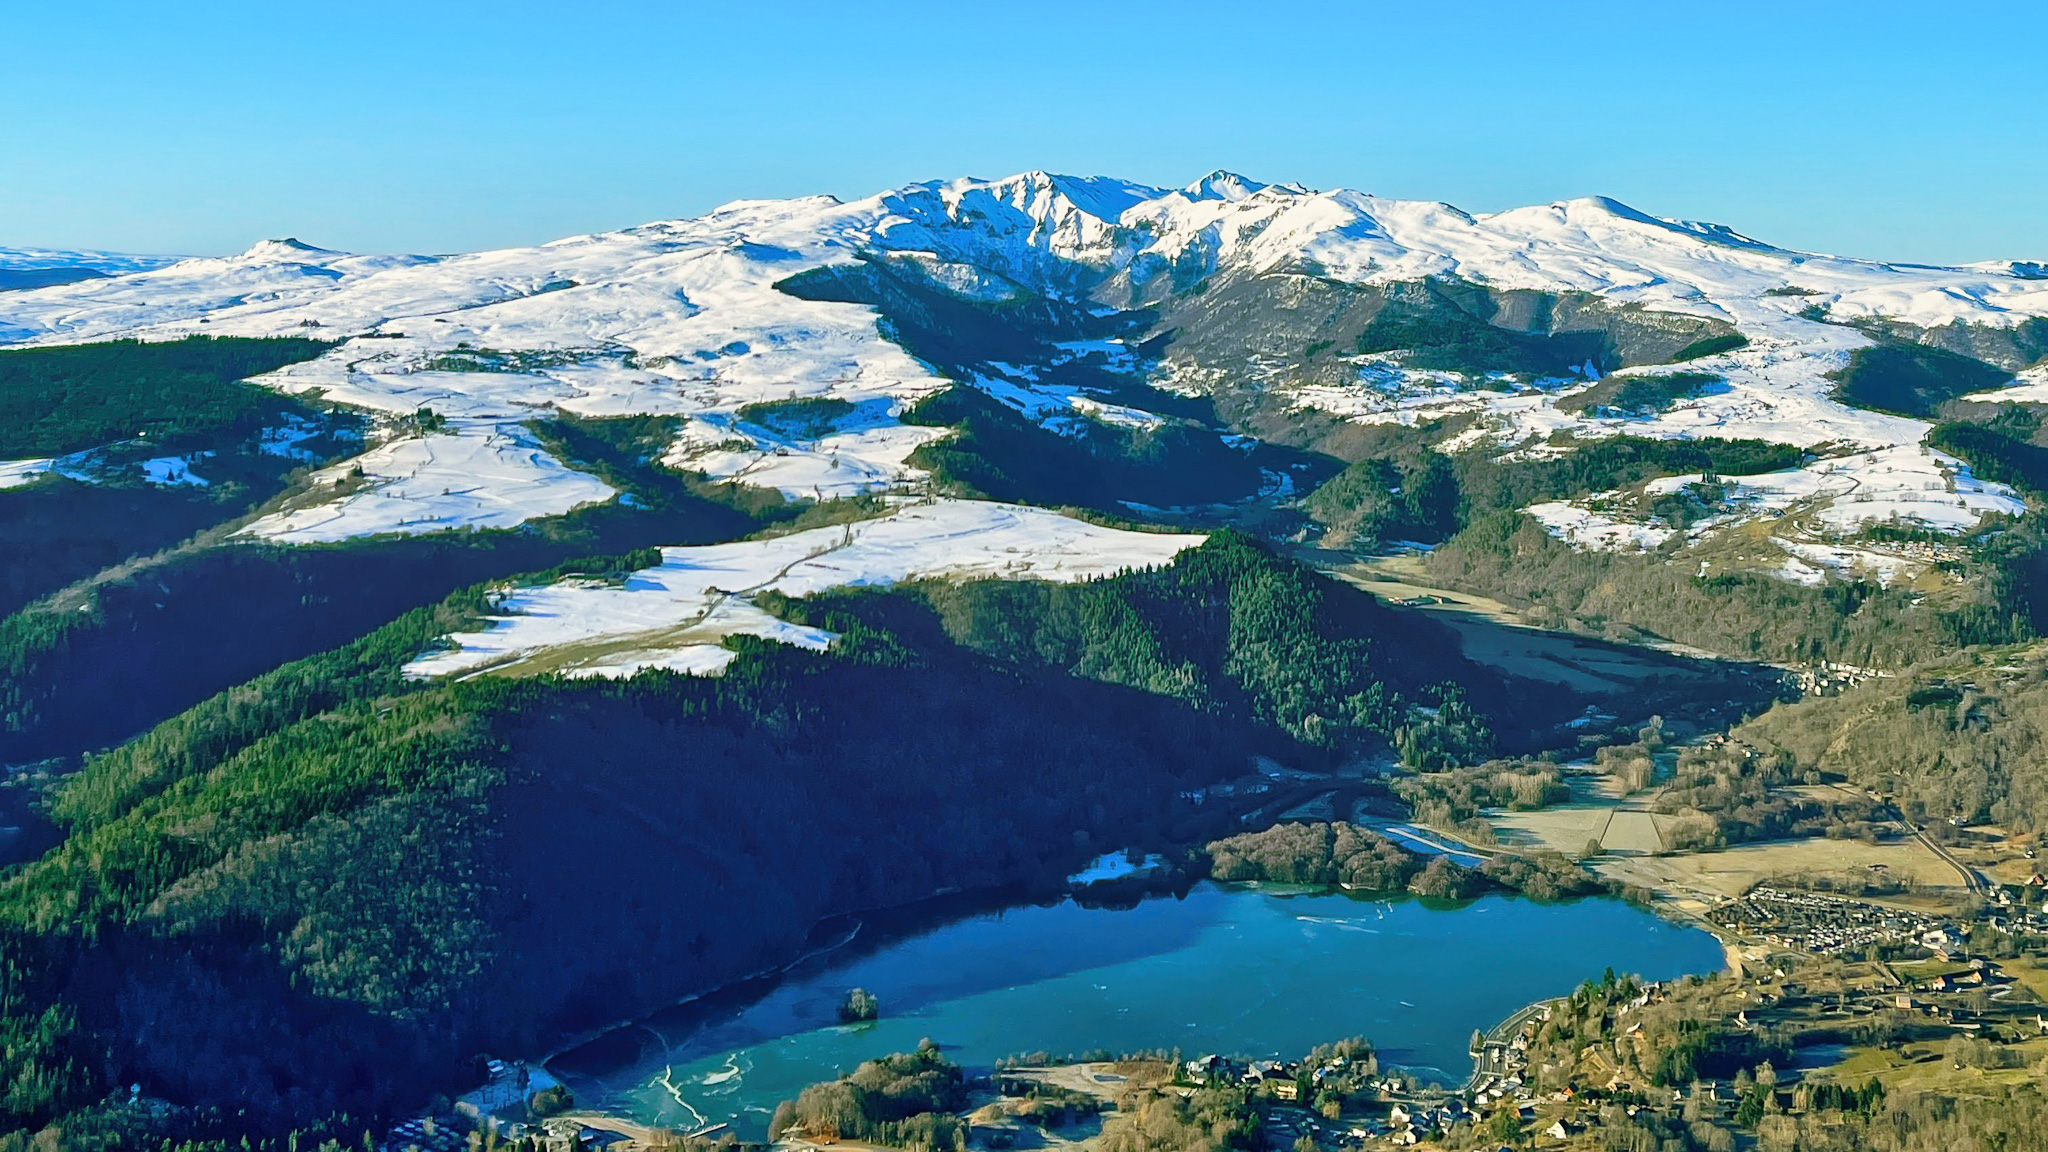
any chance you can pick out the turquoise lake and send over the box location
[558,883,1723,1138]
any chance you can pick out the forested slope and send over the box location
[0,337,354,618]
[0,534,1553,1133]
[0,503,758,766]
[1737,643,2048,830]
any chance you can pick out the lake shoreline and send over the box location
[557,881,1724,1139]
[536,833,1753,1143]
[544,881,1062,1078]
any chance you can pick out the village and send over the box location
[1709,885,1962,955]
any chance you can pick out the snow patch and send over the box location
[1774,552,1831,588]
[1068,852,1168,884]
[1770,538,1925,588]
[255,415,345,460]
[1524,501,1679,552]
[139,455,209,487]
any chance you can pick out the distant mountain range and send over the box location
[3,171,2045,570]
[0,244,178,290]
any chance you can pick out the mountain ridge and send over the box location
[1,171,2044,585]
[21,171,2039,285]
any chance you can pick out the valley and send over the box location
[1313,550,1742,688]
[2,168,2048,1152]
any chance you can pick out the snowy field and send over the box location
[1968,364,2048,405]
[0,216,959,538]
[1251,210,2037,556]
[1645,445,2021,535]
[0,459,53,490]
[402,499,1205,680]
[241,420,617,542]
[1528,444,2023,558]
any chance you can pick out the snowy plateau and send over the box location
[402,499,1205,681]
[5,170,2048,671]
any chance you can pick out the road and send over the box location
[1911,824,1984,895]
[1823,781,1982,895]
[1465,997,1558,1091]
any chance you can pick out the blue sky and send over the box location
[6,0,2043,264]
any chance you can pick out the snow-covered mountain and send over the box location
[2,171,2044,587]
[0,244,179,291]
